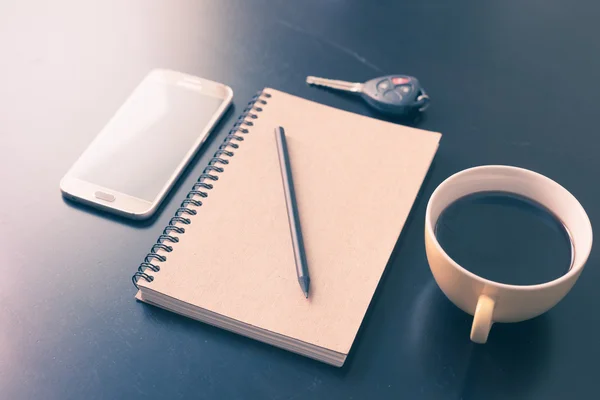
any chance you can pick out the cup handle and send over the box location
[470,295,495,343]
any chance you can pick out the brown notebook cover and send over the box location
[134,89,441,366]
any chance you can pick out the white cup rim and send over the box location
[425,165,593,291]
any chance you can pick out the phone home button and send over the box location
[94,191,115,202]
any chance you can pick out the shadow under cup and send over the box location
[424,166,593,343]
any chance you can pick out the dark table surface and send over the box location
[2,1,599,399]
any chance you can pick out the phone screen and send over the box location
[70,78,226,202]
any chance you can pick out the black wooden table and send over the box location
[1,1,599,399]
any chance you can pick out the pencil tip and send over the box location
[298,276,310,299]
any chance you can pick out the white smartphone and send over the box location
[60,69,233,219]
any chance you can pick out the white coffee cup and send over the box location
[425,165,593,343]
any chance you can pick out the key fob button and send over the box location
[377,79,391,92]
[383,90,401,102]
[392,76,411,85]
[398,85,412,94]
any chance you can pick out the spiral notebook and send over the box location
[133,89,441,366]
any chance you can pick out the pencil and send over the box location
[274,126,311,298]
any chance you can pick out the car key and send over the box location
[306,75,430,117]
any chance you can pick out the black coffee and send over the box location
[435,191,572,286]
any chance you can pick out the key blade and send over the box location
[306,76,363,93]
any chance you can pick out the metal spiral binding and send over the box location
[132,90,271,289]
